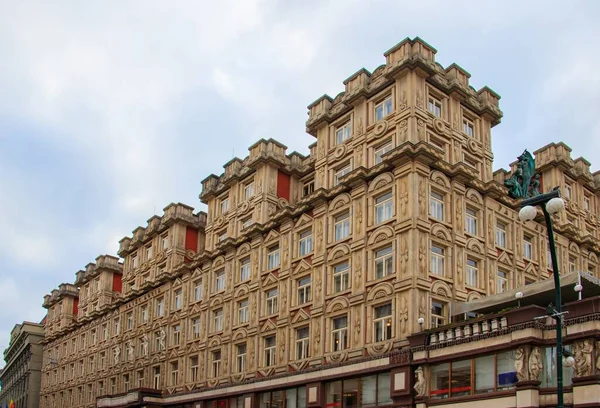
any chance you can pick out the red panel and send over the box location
[185,227,198,252]
[112,273,123,293]
[277,170,291,201]
[72,298,79,316]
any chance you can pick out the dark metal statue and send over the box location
[504,149,540,199]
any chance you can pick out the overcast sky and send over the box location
[0,0,599,362]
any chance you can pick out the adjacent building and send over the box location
[39,37,600,408]
[0,321,45,408]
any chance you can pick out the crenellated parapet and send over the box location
[200,138,314,203]
[118,203,206,257]
[42,283,78,309]
[74,255,122,286]
[306,37,502,137]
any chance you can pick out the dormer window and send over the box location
[462,118,474,137]
[335,121,352,145]
[244,182,255,200]
[220,197,230,215]
[375,96,393,120]
[428,96,442,117]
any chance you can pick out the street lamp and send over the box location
[518,188,566,407]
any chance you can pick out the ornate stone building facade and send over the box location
[39,37,600,408]
[0,321,45,408]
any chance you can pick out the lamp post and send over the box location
[518,188,566,407]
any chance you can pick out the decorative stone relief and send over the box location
[399,90,408,111]
[316,220,324,253]
[417,119,425,140]
[373,120,388,138]
[515,346,527,381]
[356,117,364,136]
[313,320,321,355]
[354,254,362,288]
[414,366,427,397]
[113,345,121,364]
[433,118,444,134]
[467,139,479,155]
[596,341,600,372]
[528,347,543,380]
[355,145,364,167]
[399,296,408,334]
[354,314,361,346]
[416,90,423,110]
[574,340,593,377]
[452,112,459,130]
[333,145,347,160]
[400,237,409,276]
[398,120,408,143]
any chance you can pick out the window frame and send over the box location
[373,303,393,342]
[335,121,352,145]
[334,212,351,241]
[374,191,393,224]
[429,191,444,221]
[375,95,393,121]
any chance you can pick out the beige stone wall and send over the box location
[39,38,600,408]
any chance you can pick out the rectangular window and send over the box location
[174,289,182,310]
[430,245,444,276]
[146,245,153,260]
[190,356,199,382]
[215,270,225,292]
[497,270,508,294]
[584,196,591,211]
[214,309,224,332]
[141,304,149,324]
[193,279,203,302]
[429,191,444,221]
[375,246,393,279]
[564,184,572,200]
[161,234,169,250]
[475,355,495,393]
[332,316,348,351]
[569,257,577,273]
[302,180,315,197]
[212,350,221,377]
[172,324,181,345]
[137,369,145,388]
[375,192,393,224]
[431,301,446,328]
[375,96,393,120]
[465,208,477,235]
[334,164,352,186]
[218,231,228,242]
[113,318,120,336]
[374,141,393,164]
[242,217,254,230]
[266,288,279,315]
[296,327,310,360]
[428,97,442,117]
[463,118,474,137]
[110,377,117,394]
[156,298,165,317]
[335,121,352,144]
[297,276,312,305]
[334,212,351,241]
[132,255,138,269]
[102,324,108,341]
[220,197,230,214]
[191,317,201,339]
[264,336,276,367]
[153,366,161,389]
[127,312,134,330]
[244,182,255,200]
[170,361,178,385]
[236,343,247,372]
[267,246,280,270]
[523,236,533,260]
[333,262,350,293]
[466,259,478,287]
[240,258,251,281]
[238,299,249,324]
[298,230,313,256]
[496,222,507,248]
[374,304,392,342]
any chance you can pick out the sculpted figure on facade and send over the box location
[574,340,593,377]
[414,366,427,397]
[399,296,409,334]
[528,347,543,381]
[514,346,527,381]
[159,329,166,351]
[113,345,120,365]
[141,334,149,356]
[127,340,135,361]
